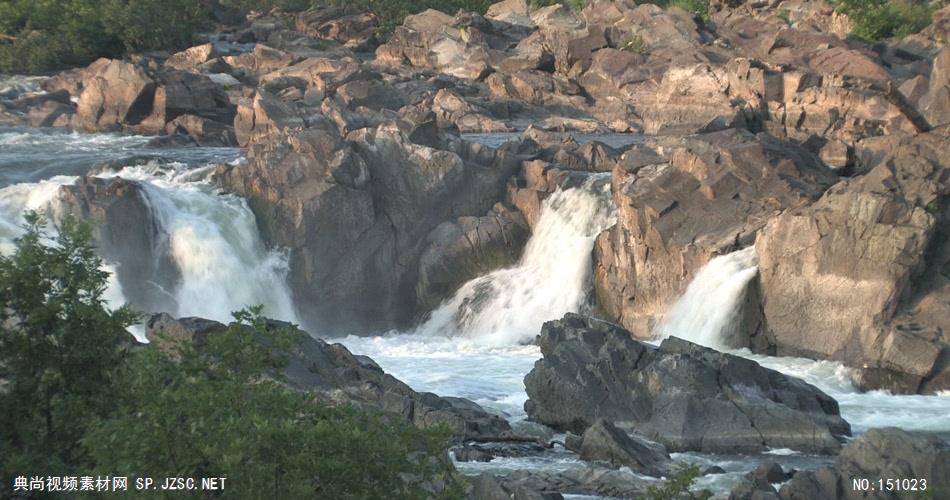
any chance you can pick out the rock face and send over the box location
[524,314,851,454]
[593,129,837,339]
[76,59,157,131]
[146,314,512,440]
[56,177,179,314]
[730,428,950,500]
[219,115,522,333]
[754,129,950,393]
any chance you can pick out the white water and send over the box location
[656,246,759,349]
[413,175,616,346]
[0,128,298,338]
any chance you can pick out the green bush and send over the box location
[0,213,138,477]
[836,0,935,41]
[1,212,462,498]
[0,0,209,73]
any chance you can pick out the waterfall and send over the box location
[415,174,616,346]
[655,247,759,349]
[0,150,298,336]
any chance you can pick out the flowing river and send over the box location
[2,124,948,497]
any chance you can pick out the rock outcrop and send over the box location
[524,314,851,454]
[573,419,671,477]
[730,428,950,500]
[145,313,512,440]
[593,129,837,339]
[754,129,950,393]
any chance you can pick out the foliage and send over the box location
[645,463,712,500]
[620,33,648,54]
[0,212,138,479]
[0,213,461,498]
[0,0,210,73]
[835,0,935,41]
[84,307,463,499]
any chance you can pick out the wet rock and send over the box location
[523,314,851,454]
[416,203,529,311]
[164,114,237,147]
[57,177,179,314]
[577,419,671,476]
[146,314,512,440]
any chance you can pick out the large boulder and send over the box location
[593,130,837,339]
[146,314,512,440]
[76,59,156,131]
[524,314,851,454]
[754,130,949,393]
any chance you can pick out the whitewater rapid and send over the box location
[0,127,298,337]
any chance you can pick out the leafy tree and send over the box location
[83,307,464,499]
[0,212,138,479]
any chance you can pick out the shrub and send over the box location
[84,307,463,499]
[0,213,138,477]
[836,0,935,41]
[645,463,712,500]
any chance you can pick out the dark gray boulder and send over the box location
[145,314,512,441]
[523,314,851,454]
[577,419,671,477]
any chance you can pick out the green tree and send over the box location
[835,0,935,41]
[83,307,464,499]
[0,212,138,480]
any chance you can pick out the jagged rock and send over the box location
[76,59,156,131]
[754,130,949,393]
[138,70,235,132]
[729,462,790,500]
[234,90,306,147]
[295,7,378,50]
[594,130,837,339]
[577,419,671,477]
[524,314,851,454]
[416,203,529,311]
[146,313,512,440]
[768,428,950,500]
[57,177,179,314]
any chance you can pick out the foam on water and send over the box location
[413,175,616,346]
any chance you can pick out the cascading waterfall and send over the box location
[414,174,616,346]
[655,246,759,349]
[0,128,298,337]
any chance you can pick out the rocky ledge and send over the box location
[524,313,851,454]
